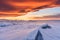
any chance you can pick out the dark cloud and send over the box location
[0,5,16,12]
[11,0,60,5]
[32,0,53,2]
[19,9,26,13]
[32,5,51,11]
[11,0,27,2]
[55,0,60,5]
[18,6,31,13]
[0,0,30,13]
[44,14,60,18]
[11,0,54,2]
[0,0,17,12]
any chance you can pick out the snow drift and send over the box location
[0,20,60,40]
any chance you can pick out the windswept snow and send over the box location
[26,30,43,40]
[0,20,60,40]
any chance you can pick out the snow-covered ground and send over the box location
[0,20,60,40]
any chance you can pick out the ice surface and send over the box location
[0,20,60,40]
[26,30,43,40]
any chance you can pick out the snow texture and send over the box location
[0,20,60,40]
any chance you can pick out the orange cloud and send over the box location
[0,0,60,17]
[0,12,26,17]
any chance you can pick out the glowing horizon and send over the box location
[0,7,60,20]
[0,0,60,20]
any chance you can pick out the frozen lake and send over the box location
[0,20,60,40]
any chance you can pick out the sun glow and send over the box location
[0,7,60,20]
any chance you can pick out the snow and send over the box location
[25,29,43,40]
[39,24,60,40]
[0,20,60,40]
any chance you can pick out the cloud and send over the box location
[0,0,59,12]
[0,0,17,12]
[0,0,60,17]
[44,14,60,18]
[32,5,51,11]
[55,0,60,5]
[31,14,60,20]
[11,0,54,2]
[32,14,60,18]
[0,13,19,17]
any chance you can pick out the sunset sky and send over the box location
[0,0,60,20]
